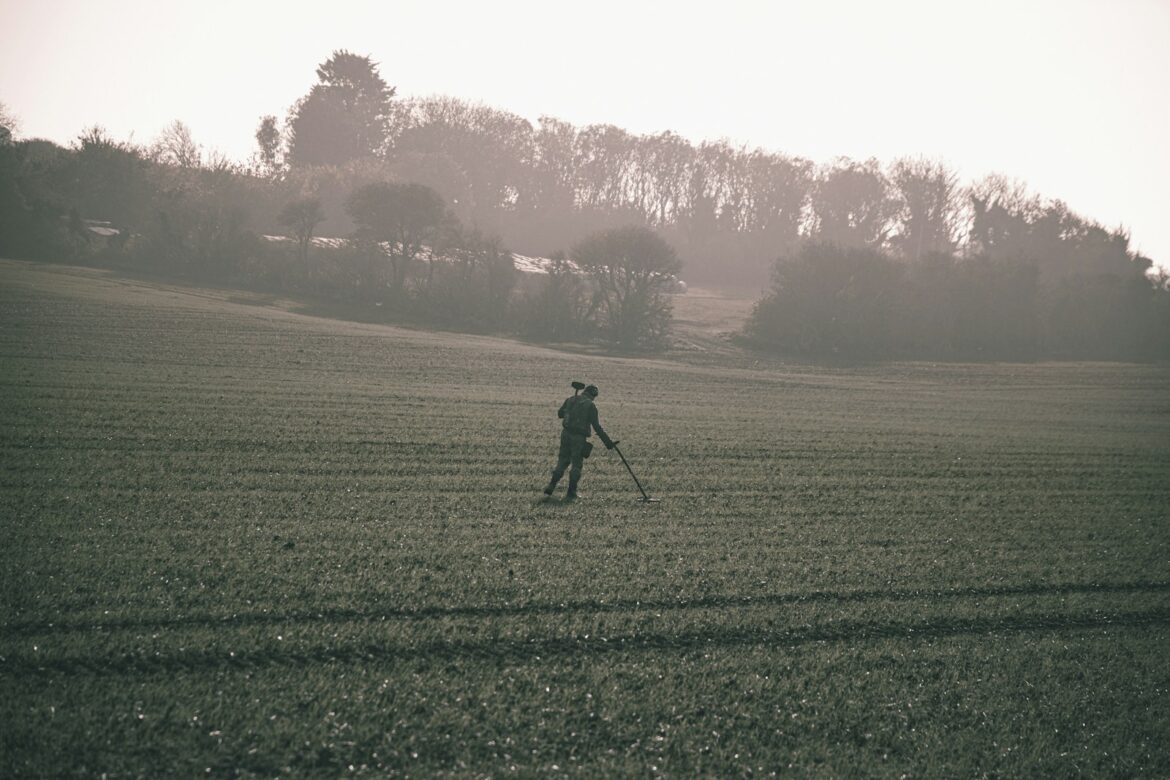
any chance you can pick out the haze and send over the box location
[1,0,1168,268]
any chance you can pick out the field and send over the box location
[2,258,1169,777]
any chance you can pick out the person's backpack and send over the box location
[564,396,593,435]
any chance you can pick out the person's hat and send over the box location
[584,384,599,397]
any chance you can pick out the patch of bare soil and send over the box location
[667,285,759,362]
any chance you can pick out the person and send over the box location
[544,384,616,501]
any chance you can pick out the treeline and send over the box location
[269,51,1169,360]
[0,110,679,349]
[746,175,1170,360]
[370,106,1170,360]
[2,50,1167,360]
[243,51,968,287]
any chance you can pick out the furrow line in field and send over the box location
[4,607,1168,678]
[7,580,1168,636]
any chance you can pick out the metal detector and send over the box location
[612,444,660,503]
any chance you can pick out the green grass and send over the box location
[2,259,1169,777]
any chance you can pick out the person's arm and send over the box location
[558,398,569,419]
[590,405,615,448]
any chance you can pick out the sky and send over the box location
[2,0,1168,269]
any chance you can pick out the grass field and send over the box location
[2,259,1169,777]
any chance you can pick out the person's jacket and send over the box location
[558,395,614,447]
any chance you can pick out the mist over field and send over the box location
[2,8,1170,776]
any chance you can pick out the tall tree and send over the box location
[531,116,578,213]
[254,115,283,177]
[637,131,691,226]
[575,124,636,211]
[288,50,395,167]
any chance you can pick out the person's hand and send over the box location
[607,440,619,450]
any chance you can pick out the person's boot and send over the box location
[544,470,563,496]
[565,475,580,502]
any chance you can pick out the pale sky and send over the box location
[2,0,1168,269]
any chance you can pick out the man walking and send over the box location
[544,383,616,501]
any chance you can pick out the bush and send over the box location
[747,242,1170,361]
[517,253,595,342]
[746,242,906,357]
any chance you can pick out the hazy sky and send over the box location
[2,0,1168,268]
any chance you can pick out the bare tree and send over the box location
[152,120,201,168]
[0,101,17,145]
